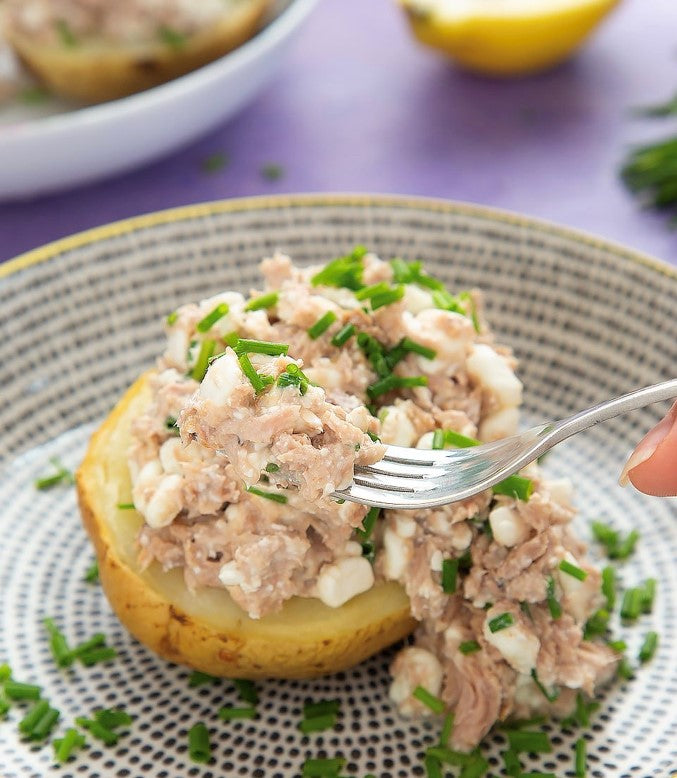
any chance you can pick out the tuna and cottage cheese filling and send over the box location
[4,0,239,46]
[128,249,617,749]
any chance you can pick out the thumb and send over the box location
[619,401,677,497]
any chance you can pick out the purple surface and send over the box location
[1,0,676,265]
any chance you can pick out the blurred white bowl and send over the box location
[0,0,317,200]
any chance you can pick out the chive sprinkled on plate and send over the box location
[439,712,454,745]
[307,311,337,339]
[218,706,257,721]
[370,284,404,310]
[43,618,72,668]
[76,716,118,745]
[166,310,178,325]
[425,746,474,767]
[196,303,229,333]
[601,566,616,610]
[303,699,340,718]
[355,281,390,301]
[54,728,86,763]
[18,699,50,734]
[188,670,218,688]
[188,722,211,763]
[412,685,445,714]
[638,631,658,663]
[200,152,229,174]
[260,163,284,181]
[441,558,458,594]
[492,474,533,501]
[506,729,552,753]
[559,559,588,581]
[583,609,609,640]
[488,612,514,633]
[432,429,479,450]
[79,646,117,667]
[35,457,75,490]
[574,737,587,777]
[367,374,428,398]
[4,681,41,700]
[83,561,99,583]
[301,756,346,776]
[95,709,133,729]
[244,291,279,312]
[233,679,258,705]
[620,587,642,621]
[69,633,106,660]
[639,577,656,613]
[265,462,280,473]
[246,486,287,504]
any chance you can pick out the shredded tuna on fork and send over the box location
[126,249,617,745]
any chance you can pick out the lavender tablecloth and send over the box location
[1,0,676,266]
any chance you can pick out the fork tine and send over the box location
[355,460,448,479]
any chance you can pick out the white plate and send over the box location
[0,0,317,200]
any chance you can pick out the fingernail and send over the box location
[619,402,677,486]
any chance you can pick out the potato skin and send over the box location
[76,373,416,679]
[6,0,271,103]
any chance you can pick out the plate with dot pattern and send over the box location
[0,195,675,778]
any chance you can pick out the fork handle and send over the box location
[550,378,677,446]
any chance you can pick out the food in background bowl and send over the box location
[2,0,273,103]
[398,0,621,77]
[77,248,618,748]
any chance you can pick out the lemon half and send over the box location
[400,0,621,77]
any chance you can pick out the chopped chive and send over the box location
[75,717,118,745]
[590,520,618,547]
[277,370,308,395]
[43,618,72,668]
[390,257,412,283]
[432,289,465,314]
[331,323,355,347]
[238,353,274,394]
[370,285,404,309]
[302,756,346,776]
[307,311,337,339]
[425,746,473,766]
[116,502,136,511]
[503,749,522,777]
[0,664,11,682]
[188,722,211,763]
[620,587,642,621]
[30,707,60,740]
[35,458,75,490]
[164,415,180,436]
[583,609,610,640]
[234,339,289,356]
[433,429,479,450]
[441,558,459,594]
[520,601,533,620]
[439,712,454,744]
[299,713,337,733]
[265,462,280,473]
[367,374,428,398]
[492,475,533,501]
[196,303,229,333]
[367,431,381,442]
[617,658,635,680]
[640,578,656,613]
[425,755,443,778]
[158,25,187,49]
[79,647,117,666]
[530,669,559,702]
[223,331,240,349]
[311,247,367,291]
[261,163,284,181]
[190,339,216,382]
[609,529,640,560]
[244,291,279,312]
[459,640,481,655]
[361,539,376,563]
[0,699,9,719]
[357,331,391,377]
[54,728,86,763]
[546,576,562,619]
[95,709,133,729]
[217,706,257,721]
[459,291,481,333]
[638,631,658,663]
[574,693,591,727]
[459,755,489,778]
[19,700,50,734]
[188,670,218,688]
[507,730,552,754]
[70,633,106,659]
[201,152,229,174]
[356,507,380,542]
[521,773,557,778]
[488,612,514,633]
[303,700,341,718]
[20,85,50,104]
[432,429,446,450]
[4,681,41,700]
[412,685,445,714]
[355,282,391,301]
[575,737,587,777]
[608,639,627,654]
[166,311,178,325]
[559,559,588,581]
[246,486,287,504]
[56,19,78,46]
[390,258,445,290]
[233,679,258,705]
[601,566,616,610]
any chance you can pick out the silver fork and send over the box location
[336,379,677,510]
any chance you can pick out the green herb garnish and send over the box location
[301,757,346,776]
[201,152,229,174]
[530,669,559,702]
[75,717,118,746]
[188,670,218,688]
[311,247,367,291]
[190,339,216,382]
[116,502,135,510]
[488,612,514,633]
[459,640,481,655]
[4,681,41,700]
[638,631,658,663]
[234,339,289,356]
[54,728,86,763]
[218,706,257,721]
[233,679,258,705]
[35,457,74,490]
[559,559,588,581]
[506,730,552,754]
[331,323,355,347]
[356,507,380,542]
[575,737,587,777]
[246,486,287,504]
[640,577,656,613]
[196,303,229,333]
[601,566,616,610]
[83,561,99,584]
[43,618,72,668]
[188,722,211,763]
[265,462,280,473]
[546,575,562,619]
[370,285,404,310]
[238,353,274,394]
[441,558,459,594]
[412,685,445,714]
[439,712,454,744]
[492,475,533,501]
[307,311,337,339]
[260,163,284,181]
[244,291,279,312]
[367,374,428,398]
[620,587,642,621]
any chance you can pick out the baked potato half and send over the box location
[76,373,416,679]
[4,0,271,103]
